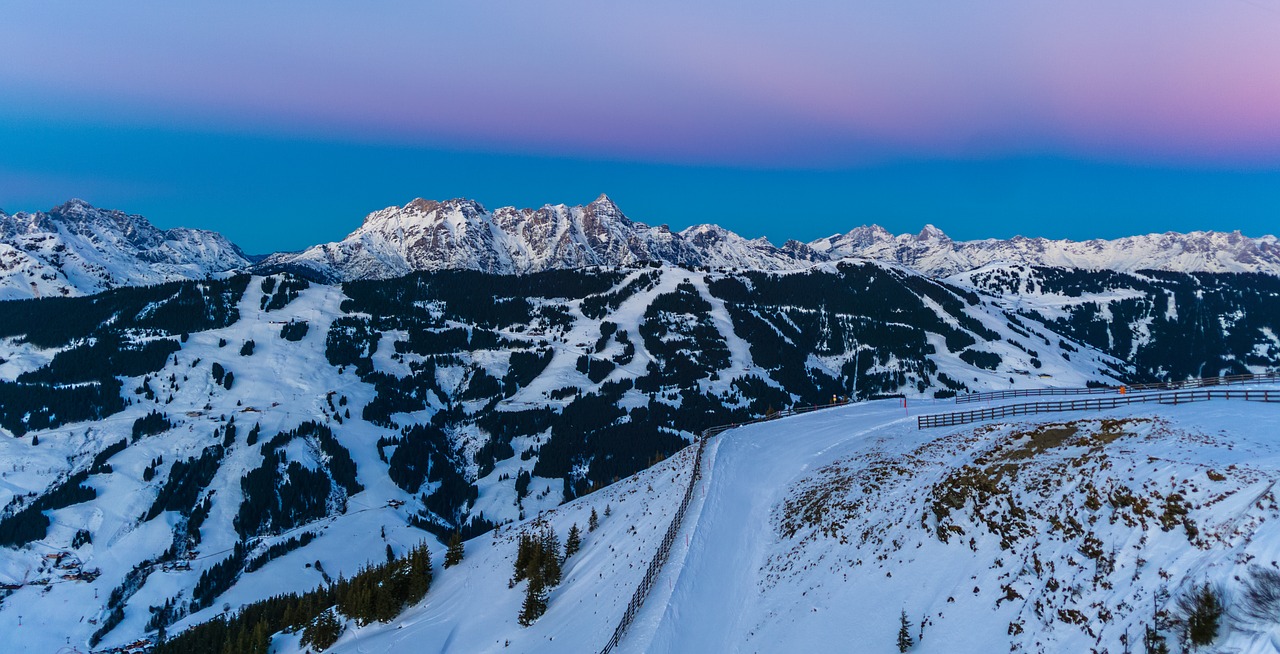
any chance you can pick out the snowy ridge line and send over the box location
[599,401,852,653]
[919,388,1280,429]
[955,371,1280,404]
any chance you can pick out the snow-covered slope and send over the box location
[316,392,1280,654]
[0,260,1276,651]
[0,263,1136,651]
[0,200,250,300]
[945,263,1280,380]
[812,224,1280,277]
[256,195,809,281]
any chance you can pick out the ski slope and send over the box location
[318,390,1280,653]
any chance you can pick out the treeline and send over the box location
[0,275,250,437]
[532,379,707,492]
[580,271,660,319]
[708,265,971,401]
[0,275,248,349]
[0,378,124,436]
[18,334,179,384]
[153,542,432,654]
[144,442,225,522]
[635,282,731,391]
[1038,271,1280,381]
[0,470,97,548]
[386,424,475,524]
[340,269,625,330]
[235,422,359,540]
[191,530,319,616]
[259,274,310,312]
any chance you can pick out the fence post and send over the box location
[919,387,1278,429]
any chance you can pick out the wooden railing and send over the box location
[920,388,1280,429]
[955,371,1280,405]
[597,430,706,654]
[598,400,850,653]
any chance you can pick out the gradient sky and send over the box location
[2,1,1278,253]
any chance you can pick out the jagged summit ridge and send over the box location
[3,196,1279,298]
[265,197,1280,281]
[0,200,250,300]
[813,223,1280,276]
[259,195,801,280]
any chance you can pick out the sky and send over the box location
[1,1,1278,253]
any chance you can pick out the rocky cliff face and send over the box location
[811,223,1280,276]
[264,196,1280,281]
[258,195,764,280]
[0,200,250,300]
[4,197,1278,299]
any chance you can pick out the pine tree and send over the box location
[517,575,548,626]
[897,609,914,652]
[565,524,582,559]
[1182,582,1222,647]
[1144,624,1169,654]
[250,621,270,654]
[588,508,599,532]
[302,610,343,651]
[540,527,561,586]
[512,532,533,586]
[406,542,433,601]
[444,532,464,568]
[386,543,394,563]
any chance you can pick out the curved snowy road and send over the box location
[624,401,917,653]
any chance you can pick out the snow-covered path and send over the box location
[631,403,914,652]
[618,390,1280,653]
[307,391,1280,654]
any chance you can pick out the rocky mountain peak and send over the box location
[915,224,949,242]
[403,198,442,214]
[0,200,251,300]
[49,197,98,215]
[582,193,631,228]
[588,193,619,210]
[5,195,1280,300]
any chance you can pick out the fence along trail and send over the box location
[920,388,1280,429]
[597,401,850,653]
[597,381,1280,650]
[955,371,1280,404]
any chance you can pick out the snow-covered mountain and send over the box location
[260,194,1280,281]
[811,223,1280,277]
[0,262,1277,651]
[0,200,251,300]
[256,195,809,280]
[316,398,1280,654]
[3,197,1277,300]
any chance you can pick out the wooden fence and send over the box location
[955,371,1280,405]
[920,388,1280,429]
[598,400,850,653]
[597,433,704,653]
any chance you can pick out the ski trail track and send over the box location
[625,404,913,653]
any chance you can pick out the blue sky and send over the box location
[2,1,1278,252]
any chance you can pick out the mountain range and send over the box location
[0,225,1278,649]
[3,196,1278,299]
[0,199,250,300]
